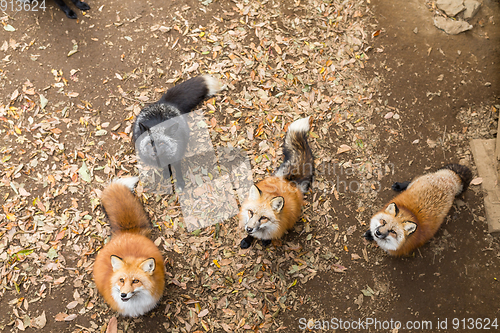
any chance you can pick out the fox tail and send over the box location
[100,177,151,236]
[275,117,315,193]
[159,75,221,114]
[442,164,473,195]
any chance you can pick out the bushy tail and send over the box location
[160,75,221,114]
[442,164,473,195]
[100,177,151,236]
[275,117,315,193]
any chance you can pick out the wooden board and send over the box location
[496,118,500,160]
[470,138,500,234]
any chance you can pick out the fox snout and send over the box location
[120,292,131,301]
[374,228,388,239]
[245,225,258,234]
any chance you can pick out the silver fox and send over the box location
[132,75,221,190]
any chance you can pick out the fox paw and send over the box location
[261,239,272,247]
[64,8,77,18]
[240,235,254,249]
[76,1,90,10]
[392,181,411,192]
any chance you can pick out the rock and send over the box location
[463,0,481,19]
[436,0,465,17]
[434,16,473,35]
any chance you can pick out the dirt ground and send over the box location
[0,0,499,332]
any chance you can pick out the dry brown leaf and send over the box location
[106,317,118,333]
[470,177,483,185]
[336,144,351,154]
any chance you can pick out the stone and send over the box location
[434,16,473,35]
[463,0,481,19]
[436,0,465,17]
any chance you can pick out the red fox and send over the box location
[364,164,472,256]
[93,177,165,317]
[239,117,314,249]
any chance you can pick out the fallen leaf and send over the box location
[106,317,118,333]
[198,309,209,317]
[426,139,437,148]
[384,112,394,119]
[79,161,92,182]
[31,311,46,329]
[40,94,48,109]
[470,177,482,185]
[332,264,347,273]
[66,301,79,309]
[47,247,58,260]
[64,314,77,321]
[54,313,68,322]
[336,144,351,154]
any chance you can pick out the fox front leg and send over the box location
[261,239,272,247]
[240,235,254,249]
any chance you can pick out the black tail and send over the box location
[275,117,315,193]
[442,164,473,194]
[160,75,221,114]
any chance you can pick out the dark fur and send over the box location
[39,0,90,19]
[442,164,473,194]
[24,0,89,19]
[132,75,220,191]
[392,181,411,192]
[363,230,374,241]
[274,118,315,193]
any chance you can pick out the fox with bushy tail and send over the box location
[93,177,165,317]
[132,75,221,191]
[239,117,314,249]
[364,164,473,256]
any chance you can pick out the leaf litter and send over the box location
[0,0,455,331]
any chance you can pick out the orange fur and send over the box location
[93,180,165,317]
[239,117,314,248]
[368,167,469,256]
[239,176,303,240]
[100,182,150,235]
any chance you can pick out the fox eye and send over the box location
[389,230,396,235]
[248,210,253,217]
[119,278,124,283]
[380,219,386,226]
[259,216,268,222]
[132,279,139,284]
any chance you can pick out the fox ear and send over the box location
[270,196,284,213]
[402,221,417,235]
[110,255,124,272]
[166,122,179,136]
[385,203,399,216]
[139,122,149,133]
[248,185,262,200]
[140,258,156,274]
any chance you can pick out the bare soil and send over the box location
[283,0,500,331]
[0,0,499,332]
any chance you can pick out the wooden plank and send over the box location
[470,139,500,234]
[496,118,500,160]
